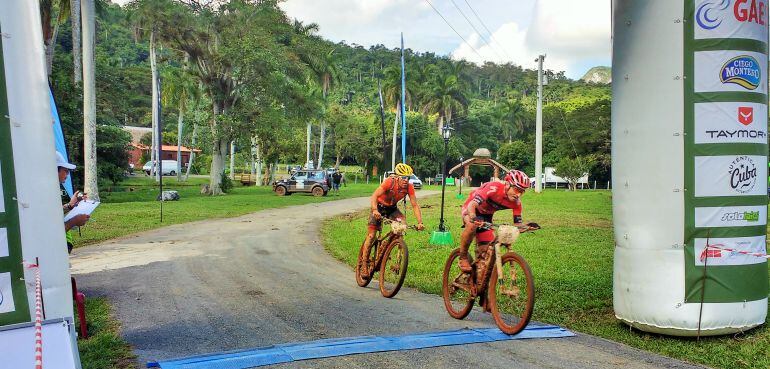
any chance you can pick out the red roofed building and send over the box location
[128,143,201,168]
[122,126,201,169]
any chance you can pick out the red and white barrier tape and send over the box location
[701,244,770,262]
[24,262,43,369]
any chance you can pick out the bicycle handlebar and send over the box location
[382,218,424,231]
[473,221,541,232]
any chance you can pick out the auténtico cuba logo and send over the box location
[720,55,761,89]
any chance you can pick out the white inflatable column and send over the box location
[613,0,768,336]
[0,0,80,365]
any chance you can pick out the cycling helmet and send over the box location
[394,163,414,176]
[504,170,530,190]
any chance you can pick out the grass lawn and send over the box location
[77,298,137,369]
[71,175,380,248]
[322,189,770,369]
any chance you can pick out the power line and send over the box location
[423,0,485,61]
[461,0,513,61]
[448,0,504,61]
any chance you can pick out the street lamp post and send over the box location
[429,124,455,246]
[439,124,453,232]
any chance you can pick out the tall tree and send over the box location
[82,0,99,199]
[421,73,468,134]
[155,0,317,194]
[161,64,199,181]
[305,48,339,169]
[71,0,82,82]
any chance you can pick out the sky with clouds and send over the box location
[111,0,612,79]
[279,0,611,79]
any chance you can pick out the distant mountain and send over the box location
[580,66,611,84]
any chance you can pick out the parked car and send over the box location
[273,169,330,196]
[143,160,179,176]
[382,171,422,189]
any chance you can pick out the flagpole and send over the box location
[400,32,407,164]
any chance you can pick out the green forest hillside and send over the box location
[47,0,611,191]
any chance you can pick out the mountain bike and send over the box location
[442,221,538,335]
[355,219,418,298]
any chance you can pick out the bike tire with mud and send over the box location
[379,238,408,298]
[441,248,475,319]
[488,251,535,335]
[355,239,377,287]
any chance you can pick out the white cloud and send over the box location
[451,0,611,78]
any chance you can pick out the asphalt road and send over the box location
[71,192,705,369]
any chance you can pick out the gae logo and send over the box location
[697,0,768,30]
[720,56,761,90]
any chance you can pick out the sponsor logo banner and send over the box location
[0,272,14,314]
[694,102,768,143]
[0,228,7,258]
[695,204,768,227]
[0,162,4,213]
[695,0,769,42]
[695,155,767,196]
[695,50,767,94]
[694,235,767,266]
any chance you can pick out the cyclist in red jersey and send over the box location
[458,170,531,273]
[361,163,425,274]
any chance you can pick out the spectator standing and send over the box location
[58,152,89,252]
[332,170,342,196]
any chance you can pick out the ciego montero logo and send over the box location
[697,0,768,30]
[721,56,761,89]
[721,210,760,221]
[728,156,758,193]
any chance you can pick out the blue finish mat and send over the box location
[148,325,574,369]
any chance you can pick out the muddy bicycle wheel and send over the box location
[442,248,475,319]
[379,238,409,298]
[488,251,534,335]
[355,239,377,287]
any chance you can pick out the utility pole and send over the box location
[306,122,311,168]
[535,54,545,193]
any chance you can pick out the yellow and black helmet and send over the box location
[394,163,414,176]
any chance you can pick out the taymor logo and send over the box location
[697,0,768,30]
[728,156,758,193]
[738,106,754,125]
[721,56,761,89]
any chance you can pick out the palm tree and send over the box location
[161,64,200,181]
[71,0,82,82]
[498,96,530,143]
[421,73,469,134]
[308,49,339,169]
[128,0,167,181]
[82,0,98,200]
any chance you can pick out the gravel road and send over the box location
[71,193,704,369]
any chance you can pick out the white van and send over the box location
[142,160,179,176]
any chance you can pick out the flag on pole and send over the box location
[400,33,407,164]
[50,89,74,197]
